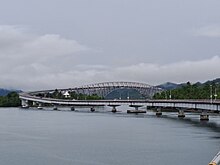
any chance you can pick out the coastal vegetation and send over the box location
[153,81,220,100]
[37,89,103,100]
[0,92,21,107]
[1,79,220,107]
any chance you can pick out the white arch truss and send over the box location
[27,81,163,99]
[73,81,162,98]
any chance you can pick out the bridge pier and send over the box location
[127,105,146,114]
[53,105,58,110]
[178,109,185,118]
[21,99,29,108]
[111,106,117,113]
[156,108,162,116]
[37,103,43,110]
[71,107,75,111]
[90,107,95,112]
[200,110,209,121]
[32,101,37,107]
[108,105,120,113]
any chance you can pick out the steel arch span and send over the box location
[71,81,162,99]
[26,81,162,99]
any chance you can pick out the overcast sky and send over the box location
[0,0,220,90]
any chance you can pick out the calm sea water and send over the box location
[0,106,219,165]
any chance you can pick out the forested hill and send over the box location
[0,92,21,107]
[0,89,22,107]
[0,88,22,96]
[154,78,220,99]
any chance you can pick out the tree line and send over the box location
[37,89,103,100]
[153,82,220,100]
[0,92,21,107]
[1,82,219,107]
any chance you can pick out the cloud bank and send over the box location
[194,25,220,38]
[0,25,219,91]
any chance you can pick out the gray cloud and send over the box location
[194,25,220,38]
[0,26,88,90]
[0,25,220,91]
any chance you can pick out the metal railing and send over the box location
[209,151,220,165]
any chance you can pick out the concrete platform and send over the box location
[127,110,146,114]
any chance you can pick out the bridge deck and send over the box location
[19,92,220,111]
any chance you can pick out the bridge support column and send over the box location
[90,107,95,112]
[112,106,117,113]
[21,99,29,108]
[33,101,37,106]
[156,108,162,116]
[37,103,43,110]
[200,111,209,121]
[71,107,75,111]
[53,105,58,110]
[108,105,120,113]
[127,105,146,114]
[178,109,185,118]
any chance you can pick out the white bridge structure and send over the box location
[19,81,220,121]
[18,81,220,165]
[24,81,162,99]
[67,81,162,98]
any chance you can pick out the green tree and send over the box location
[0,92,21,107]
[153,81,219,100]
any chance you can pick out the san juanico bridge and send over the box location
[19,81,220,165]
[2,0,220,164]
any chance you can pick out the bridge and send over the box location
[19,81,220,121]
[76,81,162,98]
[18,81,220,165]
[28,81,162,99]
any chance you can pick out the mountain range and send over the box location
[157,78,220,90]
[0,88,22,96]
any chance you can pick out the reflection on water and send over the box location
[0,106,219,165]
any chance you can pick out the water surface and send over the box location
[0,107,219,165]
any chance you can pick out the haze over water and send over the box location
[0,107,219,165]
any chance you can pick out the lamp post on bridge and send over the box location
[164,91,168,100]
[169,90,172,100]
[210,84,213,103]
[214,83,218,101]
[119,91,122,100]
